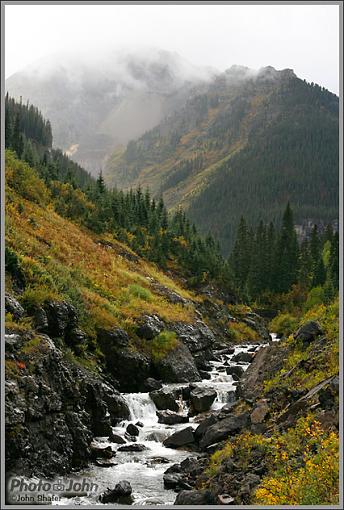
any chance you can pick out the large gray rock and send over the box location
[163,427,195,448]
[190,387,217,413]
[153,342,201,383]
[226,365,244,378]
[99,480,133,504]
[169,320,215,354]
[194,414,218,440]
[157,410,189,425]
[174,490,217,505]
[144,377,163,391]
[231,351,255,363]
[150,388,179,411]
[199,413,249,449]
[295,321,323,344]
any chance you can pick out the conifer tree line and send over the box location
[229,203,339,303]
[6,95,338,302]
[5,95,229,287]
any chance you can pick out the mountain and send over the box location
[6,47,215,174]
[105,65,339,254]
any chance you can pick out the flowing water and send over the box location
[55,340,275,506]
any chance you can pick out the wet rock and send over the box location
[194,414,218,440]
[199,370,211,380]
[226,365,244,378]
[126,423,140,436]
[190,387,217,413]
[95,459,118,468]
[174,489,217,505]
[150,388,179,411]
[163,473,183,489]
[124,433,137,442]
[136,315,165,340]
[295,321,323,344]
[231,351,255,363]
[250,399,269,424]
[157,410,189,425]
[108,432,126,444]
[90,444,114,459]
[99,480,133,504]
[165,463,182,474]
[135,421,144,427]
[153,342,201,383]
[144,377,163,391]
[199,413,249,449]
[5,293,25,320]
[118,443,149,452]
[148,456,170,465]
[164,427,195,448]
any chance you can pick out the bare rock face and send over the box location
[152,342,201,383]
[5,334,129,478]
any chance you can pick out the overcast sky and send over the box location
[5,3,340,94]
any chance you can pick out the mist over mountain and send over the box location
[105,64,339,253]
[6,47,216,173]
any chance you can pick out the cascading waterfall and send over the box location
[125,393,158,424]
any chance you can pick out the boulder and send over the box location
[95,459,118,468]
[136,315,165,339]
[295,321,323,344]
[135,421,144,428]
[99,480,133,504]
[231,351,255,363]
[157,410,189,425]
[149,388,179,411]
[174,490,217,505]
[108,433,126,444]
[194,414,218,440]
[118,443,149,452]
[124,433,137,442]
[190,387,217,413]
[144,377,163,391]
[199,370,211,380]
[169,321,215,354]
[199,413,249,449]
[163,473,183,489]
[163,427,195,448]
[250,399,269,424]
[126,423,140,436]
[226,365,244,378]
[153,343,201,383]
[5,293,25,320]
[90,445,114,459]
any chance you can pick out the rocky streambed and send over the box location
[54,341,274,506]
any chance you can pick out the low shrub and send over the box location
[269,312,299,337]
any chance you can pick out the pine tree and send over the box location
[273,202,299,293]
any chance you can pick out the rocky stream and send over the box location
[54,338,278,506]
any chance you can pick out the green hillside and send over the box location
[105,66,338,253]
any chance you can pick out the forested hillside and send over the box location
[105,66,339,253]
[5,96,339,506]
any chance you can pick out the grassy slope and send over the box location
[5,151,198,344]
[202,299,339,505]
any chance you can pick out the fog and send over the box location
[5,3,340,94]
